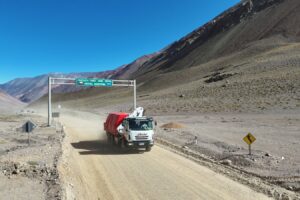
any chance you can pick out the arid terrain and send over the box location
[1,105,299,199]
[40,109,295,200]
[58,110,274,200]
[0,112,63,200]
[0,0,300,199]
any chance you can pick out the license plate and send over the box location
[138,142,145,146]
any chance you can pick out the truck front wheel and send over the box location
[113,135,120,146]
[106,132,111,144]
[146,146,152,152]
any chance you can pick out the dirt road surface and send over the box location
[56,110,271,200]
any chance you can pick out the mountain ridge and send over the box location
[0,70,120,103]
[1,0,299,104]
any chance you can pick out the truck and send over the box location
[104,107,155,151]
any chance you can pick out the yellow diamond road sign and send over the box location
[243,133,256,145]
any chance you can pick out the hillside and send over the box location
[29,0,299,115]
[128,0,299,80]
[0,89,25,113]
[112,53,160,79]
[35,39,299,115]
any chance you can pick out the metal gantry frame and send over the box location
[48,77,136,126]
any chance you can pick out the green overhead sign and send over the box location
[75,78,113,87]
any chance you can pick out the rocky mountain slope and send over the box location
[128,0,299,81]
[111,53,160,80]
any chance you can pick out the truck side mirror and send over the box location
[122,122,128,131]
[155,121,157,126]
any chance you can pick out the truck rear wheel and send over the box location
[117,138,123,147]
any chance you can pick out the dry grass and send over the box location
[160,122,185,129]
[0,139,7,144]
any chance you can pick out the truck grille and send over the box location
[135,135,149,140]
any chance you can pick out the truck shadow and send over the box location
[71,140,144,155]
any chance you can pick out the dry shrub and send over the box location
[160,122,185,129]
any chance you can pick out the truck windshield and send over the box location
[128,119,153,131]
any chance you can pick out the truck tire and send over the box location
[106,132,111,143]
[117,138,123,147]
[113,135,118,146]
[146,146,152,152]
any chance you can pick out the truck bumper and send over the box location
[126,140,154,148]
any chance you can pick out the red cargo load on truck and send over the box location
[104,112,129,135]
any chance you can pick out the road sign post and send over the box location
[22,121,36,145]
[243,133,256,155]
[249,144,251,155]
[48,77,137,126]
[48,77,52,126]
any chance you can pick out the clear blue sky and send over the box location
[0,0,240,83]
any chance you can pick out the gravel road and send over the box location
[58,110,271,200]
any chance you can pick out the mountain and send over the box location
[0,70,122,103]
[111,53,160,79]
[125,0,299,81]
[0,51,158,103]
[0,89,25,113]
[32,0,299,114]
[2,0,300,110]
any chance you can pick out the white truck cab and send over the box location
[120,117,155,151]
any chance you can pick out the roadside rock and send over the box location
[265,153,271,157]
[221,159,232,166]
[204,73,234,83]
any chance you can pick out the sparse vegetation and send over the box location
[0,139,7,144]
[27,161,39,166]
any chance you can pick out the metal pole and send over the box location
[133,80,136,110]
[48,77,52,126]
[249,144,251,155]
